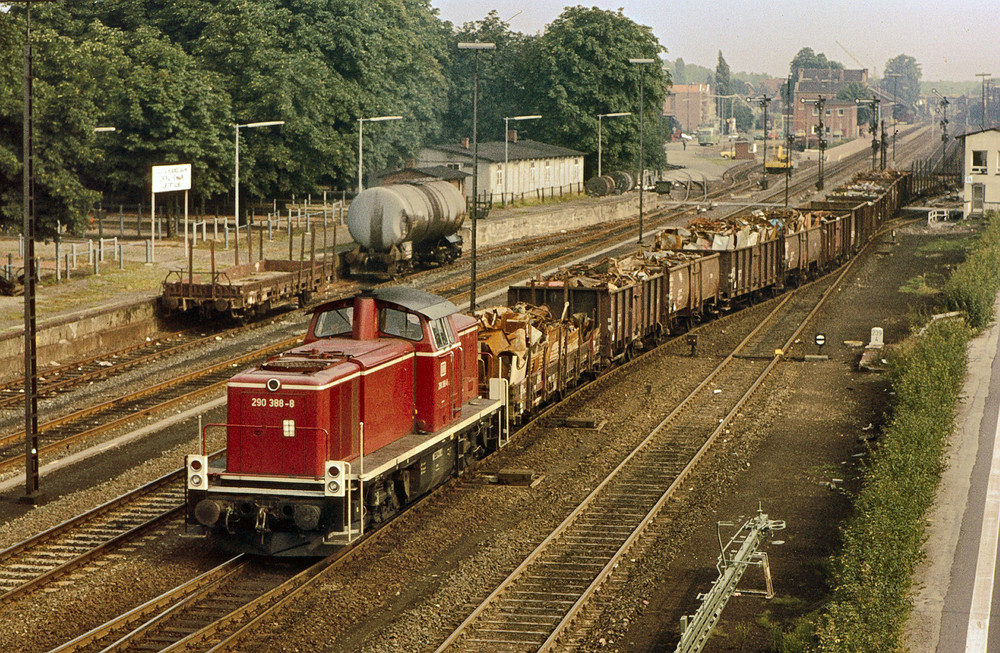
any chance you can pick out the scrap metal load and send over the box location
[476,303,596,420]
[655,209,834,251]
[827,169,905,201]
[509,250,721,363]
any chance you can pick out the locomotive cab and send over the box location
[187,287,507,556]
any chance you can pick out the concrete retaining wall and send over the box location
[461,193,645,248]
[0,298,163,382]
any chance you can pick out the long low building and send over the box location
[419,134,585,206]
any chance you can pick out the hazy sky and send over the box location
[430,0,997,82]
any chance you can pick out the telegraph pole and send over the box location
[12,0,59,501]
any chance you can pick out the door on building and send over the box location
[971,183,985,216]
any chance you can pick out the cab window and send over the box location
[314,306,353,337]
[380,307,423,340]
[430,317,454,349]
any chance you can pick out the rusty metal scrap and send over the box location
[828,169,904,200]
[655,208,834,251]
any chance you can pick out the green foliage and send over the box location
[814,319,970,651]
[789,47,843,86]
[945,214,1000,330]
[883,54,922,111]
[837,81,873,127]
[520,6,668,177]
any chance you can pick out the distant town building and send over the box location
[792,68,884,144]
[957,127,1000,217]
[664,83,717,135]
[418,133,585,205]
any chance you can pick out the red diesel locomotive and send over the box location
[185,287,510,556]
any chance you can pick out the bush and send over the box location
[814,319,970,652]
[945,212,1000,330]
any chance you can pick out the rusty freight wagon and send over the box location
[161,255,338,321]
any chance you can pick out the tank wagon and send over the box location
[342,180,466,277]
[185,170,910,556]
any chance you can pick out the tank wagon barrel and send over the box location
[343,180,466,277]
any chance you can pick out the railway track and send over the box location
[0,470,186,607]
[0,130,936,649]
[429,246,863,652]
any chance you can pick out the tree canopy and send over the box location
[883,54,921,115]
[0,2,669,235]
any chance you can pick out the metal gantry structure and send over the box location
[674,509,786,653]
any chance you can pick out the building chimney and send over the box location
[461,137,470,149]
[507,129,518,143]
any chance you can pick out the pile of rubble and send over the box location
[654,208,834,251]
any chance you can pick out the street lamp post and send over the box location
[458,41,495,311]
[358,115,402,193]
[596,112,631,178]
[234,120,284,265]
[503,114,541,205]
[748,95,771,189]
[629,57,656,245]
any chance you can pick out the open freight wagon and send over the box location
[508,252,721,365]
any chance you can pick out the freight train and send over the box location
[185,170,911,556]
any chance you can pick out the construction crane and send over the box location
[836,40,876,78]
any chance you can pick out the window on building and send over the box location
[812,107,819,116]
[446,163,459,170]
[838,108,845,116]
[528,162,537,189]
[825,108,831,116]
[544,160,552,184]
[972,150,988,174]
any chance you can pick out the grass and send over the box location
[914,234,976,257]
[899,273,945,295]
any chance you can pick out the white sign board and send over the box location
[151,164,192,193]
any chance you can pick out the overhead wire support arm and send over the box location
[674,508,786,653]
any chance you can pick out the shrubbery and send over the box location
[814,319,969,651]
[810,212,1000,650]
[945,212,1000,330]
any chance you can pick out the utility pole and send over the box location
[976,73,991,129]
[12,0,59,502]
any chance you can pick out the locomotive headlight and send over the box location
[324,460,347,497]
[186,454,210,490]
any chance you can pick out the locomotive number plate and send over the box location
[250,397,297,408]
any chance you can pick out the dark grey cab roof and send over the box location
[370,287,459,320]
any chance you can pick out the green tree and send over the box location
[837,81,873,127]
[789,47,843,85]
[715,50,732,128]
[674,57,686,84]
[520,6,668,177]
[883,54,921,118]
[0,8,105,236]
